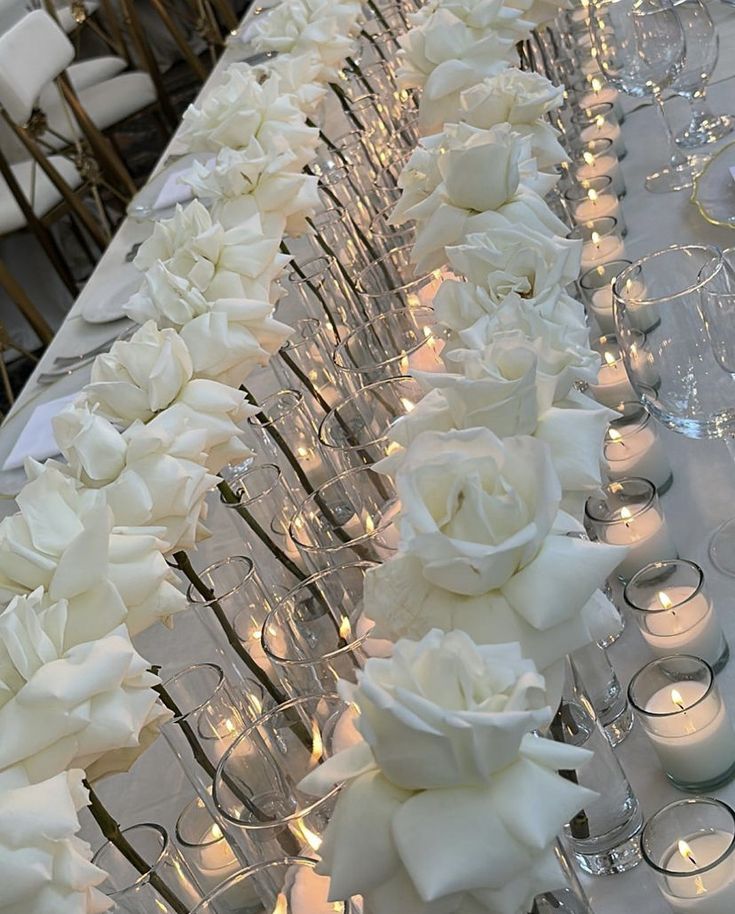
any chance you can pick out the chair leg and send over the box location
[0,261,54,348]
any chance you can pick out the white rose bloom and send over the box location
[446,227,581,307]
[179,297,293,389]
[179,63,319,164]
[85,322,193,424]
[0,770,110,914]
[379,335,614,501]
[458,70,566,168]
[417,57,509,137]
[259,52,329,115]
[300,630,595,914]
[0,464,127,649]
[250,0,362,80]
[0,589,170,789]
[392,124,566,271]
[125,200,289,323]
[183,143,321,234]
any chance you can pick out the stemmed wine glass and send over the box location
[669,0,733,148]
[612,244,735,575]
[589,0,690,193]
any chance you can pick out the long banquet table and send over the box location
[5,3,735,911]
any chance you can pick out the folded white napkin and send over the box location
[2,393,75,471]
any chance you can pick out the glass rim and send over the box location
[213,693,344,830]
[624,559,705,612]
[332,306,436,373]
[287,255,331,285]
[603,408,651,458]
[564,173,613,202]
[317,374,415,450]
[584,476,656,524]
[579,259,632,291]
[185,555,257,606]
[289,465,398,552]
[641,797,735,877]
[356,243,431,297]
[247,389,304,428]
[189,856,320,911]
[175,796,223,850]
[263,560,378,664]
[161,662,227,724]
[628,653,715,717]
[280,317,322,353]
[220,464,283,508]
[612,244,724,307]
[92,823,169,896]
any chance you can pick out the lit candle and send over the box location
[603,413,672,492]
[589,348,635,408]
[642,682,735,787]
[573,186,623,228]
[576,148,626,195]
[399,329,445,374]
[603,503,678,579]
[406,269,446,309]
[580,77,624,120]
[580,114,626,157]
[580,231,626,271]
[661,834,735,913]
[290,864,341,914]
[589,285,616,334]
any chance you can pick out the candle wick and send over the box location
[687,852,699,868]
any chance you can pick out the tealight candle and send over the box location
[580,113,627,157]
[603,402,673,493]
[585,477,678,581]
[629,656,735,790]
[580,259,632,334]
[575,141,626,195]
[580,230,626,271]
[587,334,636,408]
[579,76,624,120]
[642,798,735,914]
[573,185,623,228]
[625,560,729,672]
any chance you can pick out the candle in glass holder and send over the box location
[585,478,678,581]
[580,259,632,334]
[399,328,445,374]
[580,230,626,271]
[603,403,673,493]
[629,655,735,790]
[580,113,626,157]
[625,560,728,672]
[575,141,625,195]
[580,77,624,120]
[587,334,635,408]
[573,185,622,227]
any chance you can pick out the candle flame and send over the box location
[658,591,673,610]
[401,397,416,413]
[583,150,595,166]
[671,689,686,711]
[678,839,698,867]
[591,231,601,246]
[588,188,599,203]
[608,428,622,442]
[271,894,288,914]
[385,440,402,457]
[296,446,311,459]
[399,350,409,374]
[620,506,633,522]
[364,511,375,535]
[591,77,603,92]
[295,821,323,852]
[595,114,605,129]
[339,615,353,641]
[209,823,223,842]
[604,351,617,366]
[224,718,236,734]
[310,718,324,763]
[422,326,438,351]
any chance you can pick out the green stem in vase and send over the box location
[329,80,365,131]
[306,117,348,163]
[84,782,190,914]
[365,0,391,32]
[280,240,342,340]
[172,549,288,705]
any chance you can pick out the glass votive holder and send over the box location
[307,205,369,274]
[366,194,416,256]
[641,797,735,914]
[213,694,347,864]
[570,216,626,272]
[564,175,626,234]
[175,796,251,901]
[356,243,447,314]
[282,255,351,338]
[579,259,632,334]
[625,560,729,672]
[572,99,619,129]
[318,375,424,473]
[289,465,399,570]
[573,75,625,120]
[572,640,633,747]
[274,318,346,421]
[572,137,626,196]
[262,561,376,697]
[584,477,678,582]
[575,102,627,157]
[586,332,636,408]
[333,306,445,384]
[92,823,203,914]
[603,401,673,493]
[189,858,354,914]
[628,655,735,791]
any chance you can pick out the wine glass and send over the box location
[670,0,733,148]
[589,0,690,193]
[612,244,735,575]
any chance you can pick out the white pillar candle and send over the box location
[589,351,635,408]
[603,424,672,491]
[637,586,725,667]
[573,188,624,228]
[643,681,735,787]
[661,833,735,913]
[580,116,627,157]
[580,232,626,271]
[576,151,626,196]
[603,504,678,579]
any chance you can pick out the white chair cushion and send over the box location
[39,56,128,110]
[0,154,82,236]
[44,71,157,147]
[0,11,74,123]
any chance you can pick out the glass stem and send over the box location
[688,92,714,127]
[654,93,689,168]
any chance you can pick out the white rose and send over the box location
[446,227,581,307]
[0,589,170,789]
[0,465,127,649]
[183,144,321,234]
[260,52,329,114]
[53,403,127,484]
[0,770,110,914]
[84,322,193,424]
[125,200,289,325]
[179,297,293,389]
[394,428,561,595]
[417,57,508,136]
[300,630,595,914]
[459,70,566,168]
[179,64,319,167]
